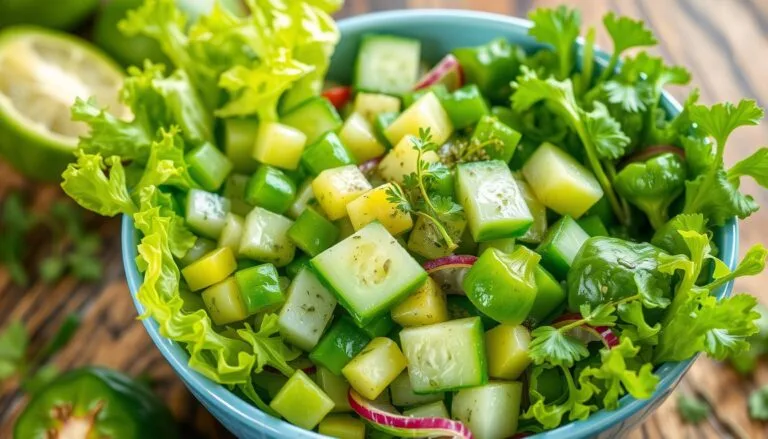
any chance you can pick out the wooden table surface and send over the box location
[1,0,767,438]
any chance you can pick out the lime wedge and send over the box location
[0,27,127,181]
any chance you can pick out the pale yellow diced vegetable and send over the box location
[339,112,387,162]
[342,337,407,400]
[181,247,237,291]
[485,324,531,380]
[378,135,440,184]
[217,213,244,253]
[318,415,366,439]
[384,92,453,146]
[391,277,448,327]
[406,214,467,259]
[312,165,373,220]
[345,183,413,236]
[353,92,401,123]
[252,122,307,170]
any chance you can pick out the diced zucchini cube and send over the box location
[312,165,372,220]
[451,382,523,439]
[287,178,318,220]
[302,132,357,176]
[270,370,335,430]
[400,317,487,393]
[342,337,407,400]
[384,92,454,146]
[403,401,449,419]
[238,206,296,267]
[535,215,590,279]
[378,135,440,184]
[353,92,401,123]
[456,160,533,241]
[181,247,237,292]
[354,35,421,96]
[223,174,254,217]
[319,415,366,439]
[185,141,233,191]
[218,213,244,253]
[389,372,444,407]
[201,277,247,325]
[223,117,260,174]
[317,366,352,413]
[514,175,547,244]
[339,112,387,162]
[406,214,468,259]
[485,325,531,380]
[346,183,413,236]
[528,265,566,325]
[470,115,521,163]
[288,207,339,257]
[278,268,337,351]
[252,122,307,170]
[311,222,427,326]
[522,142,603,218]
[245,165,296,215]
[310,316,370,375]
[281,97,343,144]
[390,277,448,327]
[185,189,231,239]
[234,263,284,315]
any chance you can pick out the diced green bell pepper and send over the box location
[234,263,284,315]
[440,84,490,129]
[245,165,296,214]
[535,215,590,279]
[310,316,371,375]
[301,131,357,176]
[527,264,566,325]
[577,215,610,237]
[185,141,233,191]
[452,38,524,103]
[361,313,396,338]
[288,207,339,257]
[470,115,521,163]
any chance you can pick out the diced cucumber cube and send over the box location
[287,178,318,220]
[378,134,440,184]
[253,372,289,400]
[218,213,244,253]
[234,263,284,315]
[223,173,254,217]
[239,206,296,267]
[318,415,366,439]
[354,35,421,95]
[270,370,335,430]
[522,142,603,218]
[186,141,233,191]
[302,132,357,176]
[353,92,401,123]
[288,207,339,257]
[535,215,590,279]
[312,165,372,220]
[310,316,370,375]
[185,189,231,239]
[339,112,386,162]
[278,268,337,351]
[406,214,467,259]
[390,277,448,328]
[470,115,521,163]
[514,175,547,244]
[399,317,487,393]
[440,84,490,129]
[179,237,216,267]
[384,92,454,146]
[451,382,523,439]
[463,247,539,326]
[281,97,343,144]
[342,337,407,400]
[253,122,307,170]
[201,277,247,325]
[311,222,427,326]
[346,183,413,236]
[389,372,444,407]
[456,160,533,241]
[245,165,296,214]
[403,401,449,419]
[223,117,260,174]
[181,247,237,292]
[485,325,531,380]
[528,265,566,325]
[317,366,352,412]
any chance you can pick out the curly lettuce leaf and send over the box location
[61,153,137,216]
[523,365,597,429]
[136,127,200,190]
[237,315,301,377]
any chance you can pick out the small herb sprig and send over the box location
[385,128,464,251]
[443,135,505,166]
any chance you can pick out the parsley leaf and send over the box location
[528,6,581,80]
[677,393,710,424]
[600,12,657,82]
[728,147,768,188]
[749,386,768,420]
[529,326,590,368]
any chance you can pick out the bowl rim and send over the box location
[122,8,739,439]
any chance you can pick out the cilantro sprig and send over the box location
[385,128,464,251]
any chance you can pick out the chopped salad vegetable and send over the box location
[61,1,768,437]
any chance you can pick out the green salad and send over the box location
[61,1,768,438]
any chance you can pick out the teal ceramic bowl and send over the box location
[122,9,739,439]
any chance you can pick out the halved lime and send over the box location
[0,27,127,181]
